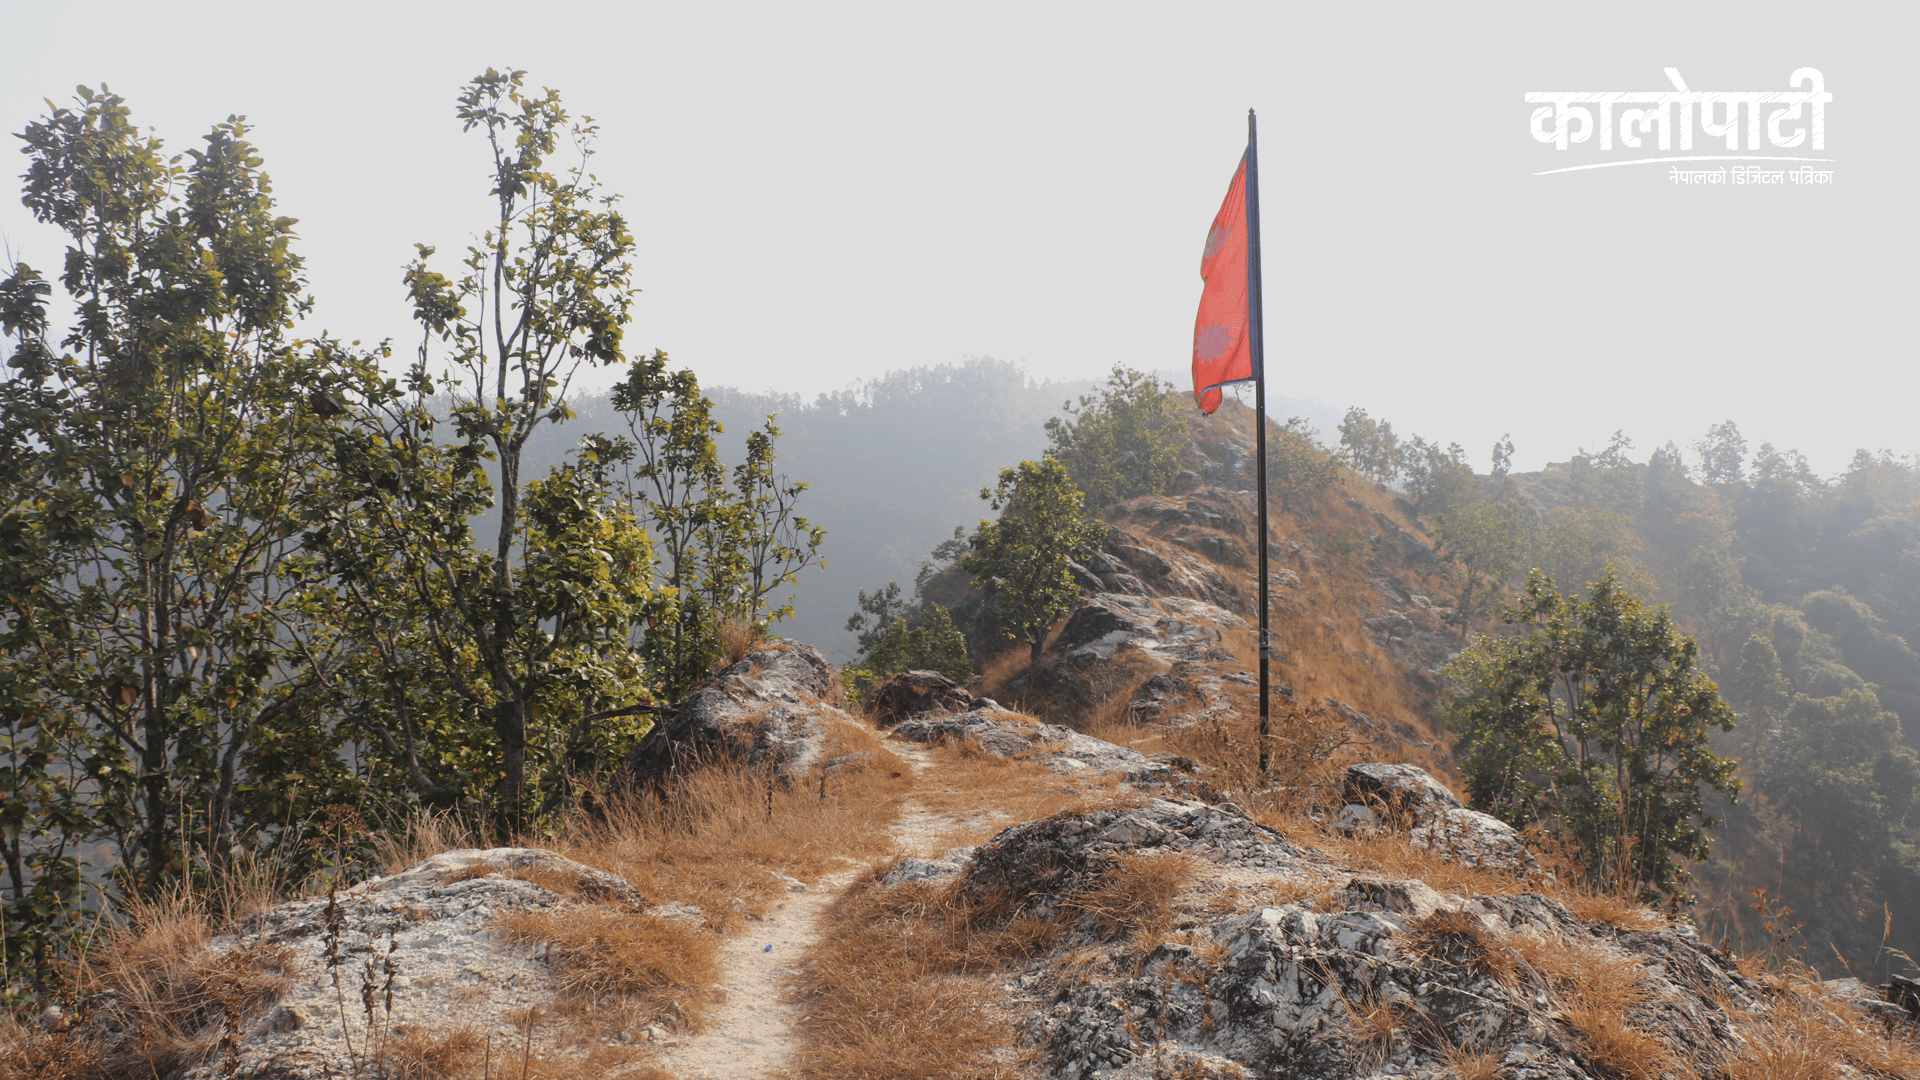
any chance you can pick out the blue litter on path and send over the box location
[763,944,773,952]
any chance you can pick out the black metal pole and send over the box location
[1247,108,1270,777]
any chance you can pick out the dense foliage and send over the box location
[963,459,1105,678]
[0,76,820,992]
[1043,364,1190,509]
[1443,569,1741,904]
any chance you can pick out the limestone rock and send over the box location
[1409,806,1538,876]
[624,640,857,785]
[1342,761,1461,816]
[890,707,1170,783]
[865,668,972,728]
[975,800,1793,1080]
[154,847,683,1079]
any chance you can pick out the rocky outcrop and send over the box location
[864,669,974,727]
[891,705,1171,783]
[137,848,669,1079]
[894,788,1894,1080]
[1338,763,1535,876]
[624,640,860,785]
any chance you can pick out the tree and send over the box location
[1431,482,1538,639]
[1441,568,1741,904]
[341,69,645,825]
[1694,420,1748,488]
[1337,406,1402,485]
[842,599,973,700]
[607,352,823,699]
[963,459,1105,678]
[1490,433,1515,478]
[0,88,390,970]
[1399,435,1475,516]
[1533,509,1657,603]
[1268,416,1342,507]
[1044,364,1190,509]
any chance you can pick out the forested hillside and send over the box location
[1333,412,1920,979]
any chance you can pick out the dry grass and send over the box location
[72,885,294,1079]
[495,907,721,1029]
[717,616,764,665]
[535,718,911,933]
[1441,1042,1505,1080]
[788,875,1031,1080]
[1407,908,1519,986]
[1337,988,1408,1070]
[1560,889,1666,932]
[1063,851,1199,941]
[377,1025,488,1079]
[0,1024,102,1080]
[1505,930,1682,1080]
[1717,979,1920,1079]
[909,727,1141,848]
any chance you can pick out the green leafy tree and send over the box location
[1432,482,1538,639]
[963,459,1105,679]
[1568,431,1644,516]
[1399,435,1475,516]
[1441,568,1741,904]
[842,602,973,700]
[1268,416,1342,507]
[1491,433,1515,478]
[1337,406,1402,485]
[846,581,914,657]
[1694,419,1748,488]
[1534,509,1657,603]
[0,88,390,973]
[1043,364,1190,509]
[606,352,824,699]
[341,69,648,826]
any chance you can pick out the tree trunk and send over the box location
[1028,634,1044,682]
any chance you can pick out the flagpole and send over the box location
[1246,108,1270,777]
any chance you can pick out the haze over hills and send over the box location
[517,358,1344,659]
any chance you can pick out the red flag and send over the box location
[1191,154,1252,414]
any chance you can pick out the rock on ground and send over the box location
[930,791,1812,1080]
[865,668,973,728]
[625,640,862,785]
[890,705,1171,783]
[145,849,671,1080]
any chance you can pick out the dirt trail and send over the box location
[654,740,948,1079]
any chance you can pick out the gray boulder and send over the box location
[624,640,851,785]
[891,707,1171,783]
[865,668,972,728]
[971,800,1784,1080]
[1341,762,1461,817]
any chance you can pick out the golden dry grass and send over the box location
[906,725,1142,848]
[377,1025,488,1080]
[1407,908,1519,986]
[496,907,721,1028]
[1716,978,1920,1079]
[1441,1042,1506,1080]
[1063,850,1199,942]
[0,887,297,1080]
[539,718,912,932]
[787,874,1032,1080]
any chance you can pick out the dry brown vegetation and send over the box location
[496,907,721,1028]
[908,728,1141,848]
[788,874,1039,1080]
[1062,851,1199,942]
[376,1024,488,1080]
[3,704,914,1079]
[0,884,294,1080]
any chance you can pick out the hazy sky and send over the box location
[2,2,1909,475]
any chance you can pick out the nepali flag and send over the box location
[1191,154,1253,414]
